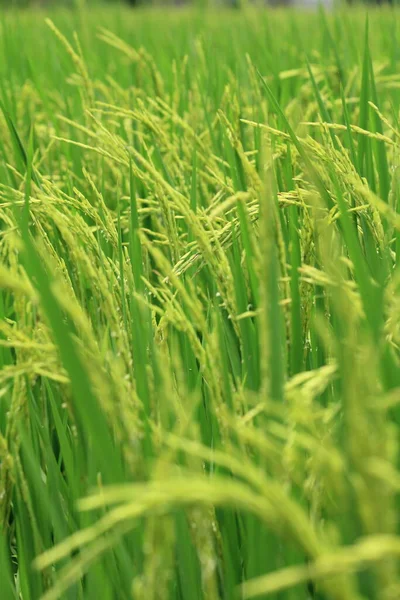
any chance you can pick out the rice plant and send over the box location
[1,5,400,600]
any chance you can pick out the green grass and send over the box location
[1,4,400,599]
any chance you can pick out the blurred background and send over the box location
[0,0,394,9]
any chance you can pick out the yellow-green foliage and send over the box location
[0,6,400,600]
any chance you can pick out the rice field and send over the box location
[1,4,400,599]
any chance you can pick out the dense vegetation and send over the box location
[1,5,400,600]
